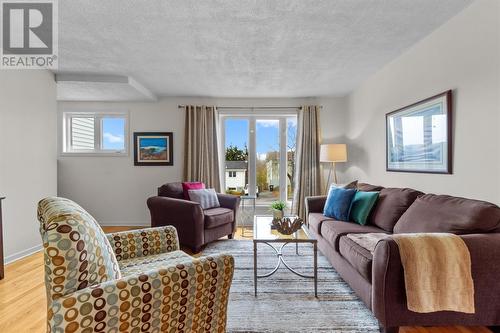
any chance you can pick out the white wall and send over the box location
[317,96,349,190]
[345,0,500,204]
[58,97,345,225]
[0,71,57,263]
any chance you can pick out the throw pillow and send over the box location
[188,188,220,209]
[328,180,358,191]
[349,191,379,225]
[323,186,356,221]
[182,182,205,199]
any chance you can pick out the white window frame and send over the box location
[61,110,129,156]
[219,108,298,204]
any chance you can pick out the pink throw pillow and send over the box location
[182,182,205,200]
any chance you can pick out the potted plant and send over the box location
[270,201,286,219]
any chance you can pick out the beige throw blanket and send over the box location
[392,233,475,314]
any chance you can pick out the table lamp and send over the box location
[320,144,347,193]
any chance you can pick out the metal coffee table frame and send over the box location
[253,219,318,297]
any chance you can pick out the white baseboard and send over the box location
[98,221,150,227]
[5,244,43,264]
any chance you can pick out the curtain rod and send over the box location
[177,105,322,109]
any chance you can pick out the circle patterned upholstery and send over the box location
[107,227,179,261]
[38,197,121,301]
[38,197,235,332]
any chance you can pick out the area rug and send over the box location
[203,240,380,333]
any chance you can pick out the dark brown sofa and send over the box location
[305,183,500,333]
[147,182,240,253]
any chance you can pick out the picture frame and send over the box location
[133,132,173,166]
[386,90,452,174]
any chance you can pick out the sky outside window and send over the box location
[102,118,125,150]
[225,119,249,150]
[225,118,297,158]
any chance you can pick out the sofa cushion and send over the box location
[119,250,192,277]
[339,236,373,282]
[357,182,384,192]
[368,188,423,232]
[158,182,184,199]
[308,213,336,235]
[394,194,500,234]
[330,180,358,190]
[204,207,234,229]
[321,220,386,251]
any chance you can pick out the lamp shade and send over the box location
[320,144,347,162]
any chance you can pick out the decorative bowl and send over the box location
[271,217,304,235]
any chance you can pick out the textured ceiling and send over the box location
[57,0,473,98]
[56,74,157,101]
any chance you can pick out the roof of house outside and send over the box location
[225,161,248,170]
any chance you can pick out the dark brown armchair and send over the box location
[147,182,240,253]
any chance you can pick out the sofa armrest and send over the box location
[305,195,327,216]
[372,233,500,327]
[47,254,234,332]
[106,226,180,261]
[147,196,205,248]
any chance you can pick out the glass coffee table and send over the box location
[253,215,318,297]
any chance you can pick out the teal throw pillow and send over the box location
[323,186,357,221]
[349,191,379,225]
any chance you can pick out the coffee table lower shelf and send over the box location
[253,239,318,297]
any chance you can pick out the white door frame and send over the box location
[219,109,297,204]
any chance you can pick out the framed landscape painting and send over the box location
[134,132,173,166]
[386,90,452,174]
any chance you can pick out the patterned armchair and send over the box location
[38,197,234,333]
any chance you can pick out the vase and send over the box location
[273,209,284,220]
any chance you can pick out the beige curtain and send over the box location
[293,105,321,219]
[184,105,221,191]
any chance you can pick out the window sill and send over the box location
[60,152,129,157]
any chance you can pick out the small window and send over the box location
[228,171,236,177]
[63,112,128,155]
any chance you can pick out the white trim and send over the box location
[60,109,130,156]
[279,117,287,201]
[219,110,298,203]
[98,221,150,227]
[5,244,43,264]
[218,107,297,117]
[248,115,257,197]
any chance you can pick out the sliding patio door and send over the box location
[221,111,297,207]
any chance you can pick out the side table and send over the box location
[239,195,256,237]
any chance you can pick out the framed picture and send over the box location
[386,90,452,174]
[133,132,173,166]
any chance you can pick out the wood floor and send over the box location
[0,226,492,333]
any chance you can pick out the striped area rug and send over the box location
[203,240,380,333]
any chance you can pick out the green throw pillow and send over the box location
[349,191,379,225]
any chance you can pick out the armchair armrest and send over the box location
[106,226,180,261]
[217,193,241,211]
[305,195,327,216]
[372,233,500,328]
[147,196,205,248]
[47,254,234,332]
